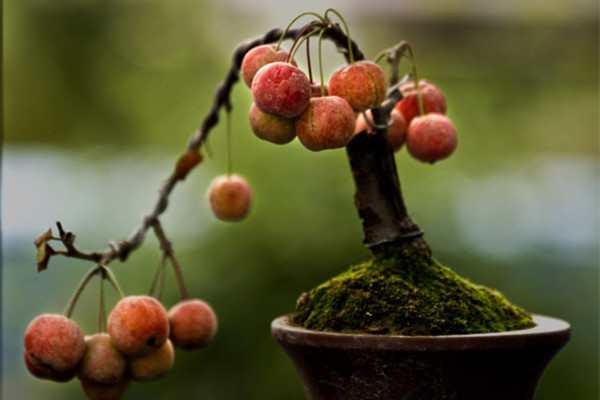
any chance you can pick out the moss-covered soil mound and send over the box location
[290,249,535,335]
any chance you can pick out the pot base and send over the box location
[271,315,570,400]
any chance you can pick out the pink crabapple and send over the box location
[328,60,387,113]
[251,61,311,118]
[76,333,128,386]
[406,113,457,163]
[248,103,296,144]
[24,350,75,382]
[80,377,131,400]
[107,295,170,358]
[128,339,175,382]
[295,96,356,152]
[168,299,218,350]
[207,174,253,221]
[394,79,447,123]
[240,44,296,88]
[310,81,329,98]
[24,314,86,378]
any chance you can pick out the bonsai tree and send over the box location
[25,9,537,399]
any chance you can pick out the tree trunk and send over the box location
[346,106,430,256]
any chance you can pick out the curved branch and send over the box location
[41,22,365,269]
[52,176,176,266]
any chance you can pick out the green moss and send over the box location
[290,249,535,335]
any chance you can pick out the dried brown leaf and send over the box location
[174,148,203,180]
[34,228,53,248]
[36,243,55,272]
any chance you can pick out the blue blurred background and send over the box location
[3,0,598,398]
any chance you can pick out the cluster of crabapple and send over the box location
[395,79,457,163]
[241,43,457,164]
[24,296,217,399]
[242,44,387,151]
[354,78,456,162]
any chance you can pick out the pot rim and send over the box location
[271,314,571,351]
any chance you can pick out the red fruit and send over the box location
[76,333,127,386]
[24,350,75,382]
[107,295,169,358]
[354,108,407,152]
[24,314,85,378]
[207,174,252,221]
[80,377,130,400]
[128,339,175,382]
[406,113,457,163]
[295,96,356,152]
[328,60,387,112]
[310,81,328,98]
[168,299,218,350]
[248,103,296,145]
[394,79,447,123]
[240,44,295,88]
[251,61,311,118]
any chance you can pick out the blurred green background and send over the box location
[3,0,598,399]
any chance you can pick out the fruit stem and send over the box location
[158,259,166,299]
[373,49,388,65]
[317,27,327,97]
[401,43,425,116]
[97,268,107,333]
[373,49,395,86]
[103,265,125,299]
[276,11,325,51]
[226,109,233,177]
[150,251,168,300]
[374,50,402,88]
[151,220,189,301]
[63,264,100,318]
[305,34,313,82]
[324,8,354,64]
[169,252,189,301]
[286,22,321,64]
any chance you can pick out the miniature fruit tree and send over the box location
[26,9,536,399]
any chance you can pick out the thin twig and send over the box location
[63,264,101,318]
[168,251,189,301]
[152,221,189,301]
[102,265,125,299]
[149,251,168,299]
[97,267,106,332]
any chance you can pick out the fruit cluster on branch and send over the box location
[24,297,217,399]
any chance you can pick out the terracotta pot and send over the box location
[271,315,570,400]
